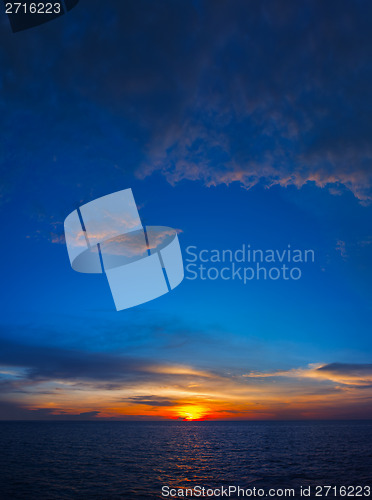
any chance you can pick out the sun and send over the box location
[183,412,197,421]
[176,405,208,421]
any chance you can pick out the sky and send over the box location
[1,0,372,421]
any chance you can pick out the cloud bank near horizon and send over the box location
[1,329,372,421]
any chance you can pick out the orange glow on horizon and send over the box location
[174,405,209,421]
[4,361,372,421]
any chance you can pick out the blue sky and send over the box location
[1,0,372,420]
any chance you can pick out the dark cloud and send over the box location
[136,0,372,202]
[0,400,101,420]
[0,337,151,383]
[0,332,216,396]
[123,396,178,407]
[0,336,199,391]
[0,311,253,374]
[317,363,372,376]
[1,0,372,207]
[0,399,169,420]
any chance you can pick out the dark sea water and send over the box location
[0,421,371,499]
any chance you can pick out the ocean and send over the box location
[0,421,371,499]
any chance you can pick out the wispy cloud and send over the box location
[243,363,372,387]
